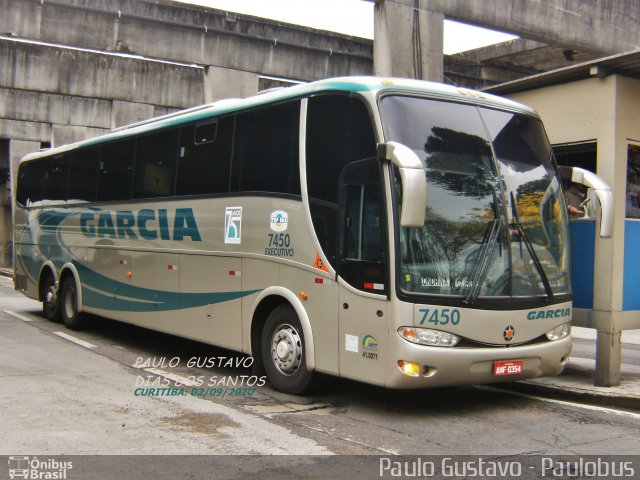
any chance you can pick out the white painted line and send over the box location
[143,367,201,387]
[53,331,97,349]
[4,310,34,322]
[479,385,640,420]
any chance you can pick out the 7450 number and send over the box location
[418,308,461,326]
[268,233,290,247]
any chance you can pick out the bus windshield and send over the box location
[381,95,571,303]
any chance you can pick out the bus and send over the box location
[12,77,613,394]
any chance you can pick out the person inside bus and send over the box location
[564,181,588,218]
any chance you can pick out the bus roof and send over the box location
[20,76,536,163]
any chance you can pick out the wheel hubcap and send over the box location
[45,285,57,309]
[270,324,302,375]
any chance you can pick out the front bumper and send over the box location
[385,334,571,389]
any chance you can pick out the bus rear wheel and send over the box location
[261,305,316,395]
[60,276,86,330]
[41,273,61,323]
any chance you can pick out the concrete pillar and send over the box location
[592,76,626,387]
[374,0,444,81]
[0,138,10,267]
[595,330,622,386]
[2,140,40,268]
[0,195,10,267]
[204,66,259,103]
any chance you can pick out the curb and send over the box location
[0,269,12,278]
[496,380,640,411]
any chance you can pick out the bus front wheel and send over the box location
[261,305,316,395]
[60,276,86,330]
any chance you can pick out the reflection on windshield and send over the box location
[484,108,570,297]
[382,96,571,301]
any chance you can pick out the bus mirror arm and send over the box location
[377,142,427,228]
[558,166,614,238]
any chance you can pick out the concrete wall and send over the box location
[1,0,372,82]
[0,37,204,145]
[0,40,204,110]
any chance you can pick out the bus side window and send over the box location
[28,160,46,207]
[44,155,68,204]
[176,116,234,196]
[306,94,377,269]
[339,160,386,293]
[16,162,31,206]
[67,147,99,203]
[231,101,300,195]
[134,129,179,199]
[98,139,135,202]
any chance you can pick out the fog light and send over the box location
[398,360,421,377]
[398,327,460,347]
[546,323,570,341]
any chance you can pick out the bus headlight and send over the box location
[398,327,460,347]
[545,323,570,341]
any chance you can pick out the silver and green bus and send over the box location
[13,77,613,394]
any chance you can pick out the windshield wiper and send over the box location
[509,191,554,302]
[463,218,502,306]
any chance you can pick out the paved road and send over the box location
[1,274,640,461]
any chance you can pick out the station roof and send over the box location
[484,49,640,95]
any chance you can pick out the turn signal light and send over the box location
[398,360,421,377]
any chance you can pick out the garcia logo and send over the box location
[80,208,201,241]
[527,308,571,321]
[270,210,288,232]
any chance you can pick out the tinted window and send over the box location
[306,95,376,265]
[98,139,135,201]
[231,102,300,195]
[43,155,68,203]
[134,129,179,198]
[67,147,99,203]
[28,160,46,206]
[340,160,386,293]
[176,117,234,196]
[16,162,31,206]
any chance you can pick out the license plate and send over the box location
[493,360,523,377]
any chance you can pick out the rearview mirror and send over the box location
[378,142,427,227]
[558,166,614,238]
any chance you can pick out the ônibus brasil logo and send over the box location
[8,456,73,479]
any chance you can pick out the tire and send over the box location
[60,276,86,330]
[41,273,61,322]
[261,305,316,395]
